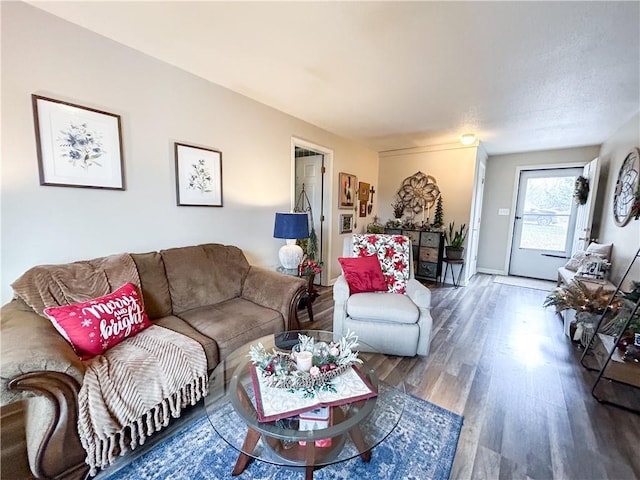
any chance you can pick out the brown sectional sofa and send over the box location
[0,243,307,480]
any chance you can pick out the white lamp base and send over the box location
[279,240,303,270]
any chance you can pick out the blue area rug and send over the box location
[105,393,462,480]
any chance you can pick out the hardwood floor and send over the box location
[2,273,639,479]
[309,274,640,479]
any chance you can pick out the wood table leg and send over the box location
[231,427,260,476]
[304,439,316,480]
[348,425,372,462]
[306,299,314,322]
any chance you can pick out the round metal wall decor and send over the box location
[397,171,440,215]
[613,147,640,227]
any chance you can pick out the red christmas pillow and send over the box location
[338,255,388,294]
[43,282,152,360]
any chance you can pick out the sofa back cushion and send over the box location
[160,243,250,315]
[11,254,141,316]
[130,252,172,320]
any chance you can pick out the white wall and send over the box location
[593,113,640,289]
[378,145,478,228]
[378,144,479,284]
[477,145,601,274]
[0,2,378,303]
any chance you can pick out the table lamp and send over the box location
[273,212,309,269]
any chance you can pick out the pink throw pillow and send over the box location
[44,282,152,360]
[338,256,388,294]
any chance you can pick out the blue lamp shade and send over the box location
[273,212,309,239]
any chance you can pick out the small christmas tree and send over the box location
[432,196,444,227]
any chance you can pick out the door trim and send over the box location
[291,136,334,286]
[503,162,587,275]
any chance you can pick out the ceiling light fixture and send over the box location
[460,133,476,145]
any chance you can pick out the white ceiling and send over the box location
[28,1,640,155]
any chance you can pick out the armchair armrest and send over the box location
[333,274,350,303]
[241,266,307,330]
[406,279,431,310]
[1,299,85,406]
[332,275,350,339]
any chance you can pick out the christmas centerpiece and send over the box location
[248,331,362,391]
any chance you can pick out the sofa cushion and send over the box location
[43,283,152,359]
[131,252,172,319]
[160,243,251,315]
[153,315,219,371]
[347,292,419,324]
[338,255,387,294]
[177,297,283,360]
[586,242,613,258]
[576,256,611,280]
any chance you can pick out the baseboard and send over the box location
[477,268,507,276]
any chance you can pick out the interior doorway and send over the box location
[509,167,583,280]
[292,138,332,286]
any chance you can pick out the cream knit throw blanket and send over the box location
[78,325,209,476]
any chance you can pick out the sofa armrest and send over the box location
[406,279,431,310]
[1,299,88,479]
[1,299,85,406]
[241,266,307,331]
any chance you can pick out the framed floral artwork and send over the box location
[338,172,357,209]
[340,213,354,234]
[174,142,223,207]
[32,95,125,189]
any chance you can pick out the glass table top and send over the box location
[203,330,406,471]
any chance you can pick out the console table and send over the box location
[384,229,444,282]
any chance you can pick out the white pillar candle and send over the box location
[296,351,313,372]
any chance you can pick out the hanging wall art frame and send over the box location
[175,142,223,207]
[32,95,125,189]
[338,172,357,209]
[340,213,354,233]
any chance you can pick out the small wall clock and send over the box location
[613,147,640,227]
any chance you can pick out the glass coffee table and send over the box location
[204,330,406,479]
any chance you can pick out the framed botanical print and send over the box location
[340,213,354,234]
[175,142,223,207]
[32,95,125,189]
[338,172,357,209]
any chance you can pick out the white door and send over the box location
[467,161,486,281]
[509,167,583,280]
[295,154,324,283]
[571,158,600,255]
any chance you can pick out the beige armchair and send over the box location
[333,234,433,357]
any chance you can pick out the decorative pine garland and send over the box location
[249,331,362,390]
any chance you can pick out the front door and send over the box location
[509,167,583,280]
[571,158,600,255]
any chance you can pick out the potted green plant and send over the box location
[444,222,467,260]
